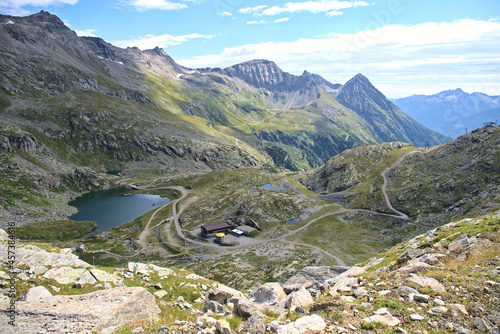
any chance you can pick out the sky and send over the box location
[1,0,500,98]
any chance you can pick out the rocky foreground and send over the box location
[0,211,499,333]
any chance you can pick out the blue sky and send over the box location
[1,0,500,98]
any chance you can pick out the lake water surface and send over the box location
[259,184,286,191]
[69,188,171,236]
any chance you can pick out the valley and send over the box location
[15,125,497,291]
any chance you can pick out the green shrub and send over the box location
[373,298,407,310]
[226,315,243,330]
[361,321,386,330]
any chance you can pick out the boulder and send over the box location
[473,317,492,332]
[153,290,168,299]
[353,287,369,298]
[362,308,400,327]
[396,249,425,264]
[447,303,468,317]
[205,300,229,314]
[282,283,304,295]
[90,268,123,285]
[271,314,326,334]
[415,253,445,265]
[398,261,435,274]
[232,297,263,319]
[11,287,160,332]
[407,274,446,294]
[43,266,87,284]
[77,270,98,284]
[284,266,349,286]
[16,286,52,302]
[206,285,245,305]
[412,294,430,303]
[247,315,266,334]
[410,314,425,321]
[250,283,286,305]
[428,306,448,315]
[216,319,231,334]
[398,286,419,295]
[283,287,314,310]
[448,235,470,254]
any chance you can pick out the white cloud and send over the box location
[219,11,232,16]
[127,0,187,11]
[75,29,98,37]
[0,0,78,15]
[247,20,266,25]
[238,5,268,15]
[241,0,370,16]
[177,19,500,96]
[113,33,215,50]
[274,17,290,23]
[326,10,343,16]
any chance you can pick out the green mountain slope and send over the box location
[298,126,500,238]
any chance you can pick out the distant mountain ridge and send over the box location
[393,88,500,138]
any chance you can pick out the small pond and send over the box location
[285,219,300,225]
[259,184,285,191]
[69,188,171,236]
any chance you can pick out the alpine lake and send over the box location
[69,188,171,236]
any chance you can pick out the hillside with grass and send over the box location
[298,126,500,242]
[1,209,498,334]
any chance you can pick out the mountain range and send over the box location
[393,88,500,138]
[0,11,451,223]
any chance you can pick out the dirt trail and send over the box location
[133,186,188,255]
[380,146,438,219]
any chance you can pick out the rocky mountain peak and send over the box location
[150,46,168,56]
[344,73,371,87]
[221,59,295,91]
[27,10,66,25]
[336,72,393,115]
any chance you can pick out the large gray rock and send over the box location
[407,274,446,294]
[398,261,435,274]
[270,314,326,334]
[16,286,52,302]
[249,283,286,306]
[362,308,400,327]
[396,249,425,264]
[231,297,263,319]
[448,235,470,254]
[216,319,232,334]
[0,243,90,269]
[206,285,245,305]
[43,266,88,284]
[12,287,160,332]
[284,266,349,285]
[283,287,313,310]
[204,300,229,314]
[89,268,123,285]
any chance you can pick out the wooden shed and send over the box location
[200,220,235,236]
